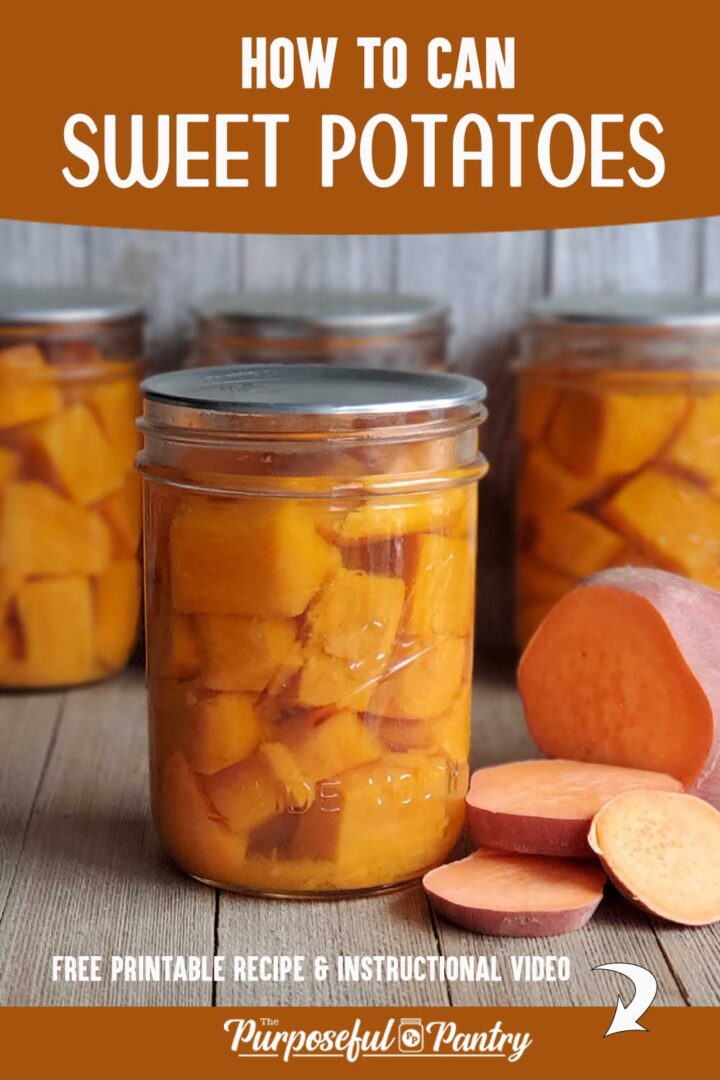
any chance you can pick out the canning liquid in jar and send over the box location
[0,287,145,688]
[189,290,449,371]
[138,365,487,896]
[516,295,720,648]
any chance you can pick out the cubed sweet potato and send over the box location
[83,377,141,468]
[170,497,340,616]
[330,488,469,545]
[516,552,574,605]
[156,751,247,883]
[517,445,605,521]
[25,403,124,505]
[603,467,720,589]
[289,710,382,782]
[547,386,686,477]
[296,568,405,709]
[291,752,460,887]
[204,741,314,834]
[534,510,624,579]
[663,391,720,487]
[369,636,468,720]
[0,447,20,488]
[184,691,263,774]
[16,576,95,686]
[0,482,111,576]
[195,614,298,693]
[404,533,474,638]
[0,345,61,428]
[95,557,141,670]
[96,472,142,556]
[519,382,559,444]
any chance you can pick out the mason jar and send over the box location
[138,365,487,896]
[0,286,145,687]
[515,294,720,648]
[189,290,449,371]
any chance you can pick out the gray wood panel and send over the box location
[396,232,547,646]
[243,235,394,290]
[0,222,89,285]
[0,672,214,1006]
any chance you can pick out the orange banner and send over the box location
[0,1007,712,1076]
[0,0,718,232]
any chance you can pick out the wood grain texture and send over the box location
[0,222,89,285]
[242,235,394,290]
[0,692,64,922]
[1,666,714,1008]
[0,671,214,1006]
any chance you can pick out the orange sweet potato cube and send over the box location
[296,568,405,709]
[0,345,61,429]
[519,382,559,444]
[663,391,720,486]
[330,487,469,545]
[603,466,720,589]
[26,403,124,505]
[369,636,468,720]
[533,509,624,579]
[291,752,456,885]
[547,386,687,478]
[289,710,382,783]
[0,482,111,575]
[97,472,142,556]
[170,497,340,616]
[516,551,574,605]
[95,557,141,670]
[160,611,201,680]
[204,741,314,834]
[184,691,263,774]
[156,751,247,882]
[517,444,605,522]
[17,576,95,685]
[0,447,20,488]
[195,614,297,692]
[84,377,141,469]
[405,533,474,638]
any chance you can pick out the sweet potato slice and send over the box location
[534,510,624,579]
[170,497,340,616]
[423,850,606,937]
[25,403,124,505]
[0,482,111,575]
[467,760,683,858]
[547,387,687,477]
[589,789,720,926]
[518,568,720,802]
[603,467,720,589]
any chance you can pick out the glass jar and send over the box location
[138,364,487,897]
[189,290,449,371]
[0,286,145,687]
[515,294,720,648]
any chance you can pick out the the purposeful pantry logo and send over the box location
[223,1016,533,1063]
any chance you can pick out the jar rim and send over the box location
[0,286,145,326]
[527,293,720,330]
[194,290,449,339]
[141,364,486,426]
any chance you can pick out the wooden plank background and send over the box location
[0,219,714,646]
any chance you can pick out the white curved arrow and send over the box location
[594,962,657,1036]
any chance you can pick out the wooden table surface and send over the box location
[0,657,717,1008]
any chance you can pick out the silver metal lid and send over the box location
[141,364,485,416]
[529,294,720,329]
[195,290,449,338]
[0,286,145,325]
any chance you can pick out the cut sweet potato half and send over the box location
[589,789,720,926]
[467,760,682,858]
[518,568,720,803]
[423,849,606,937]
